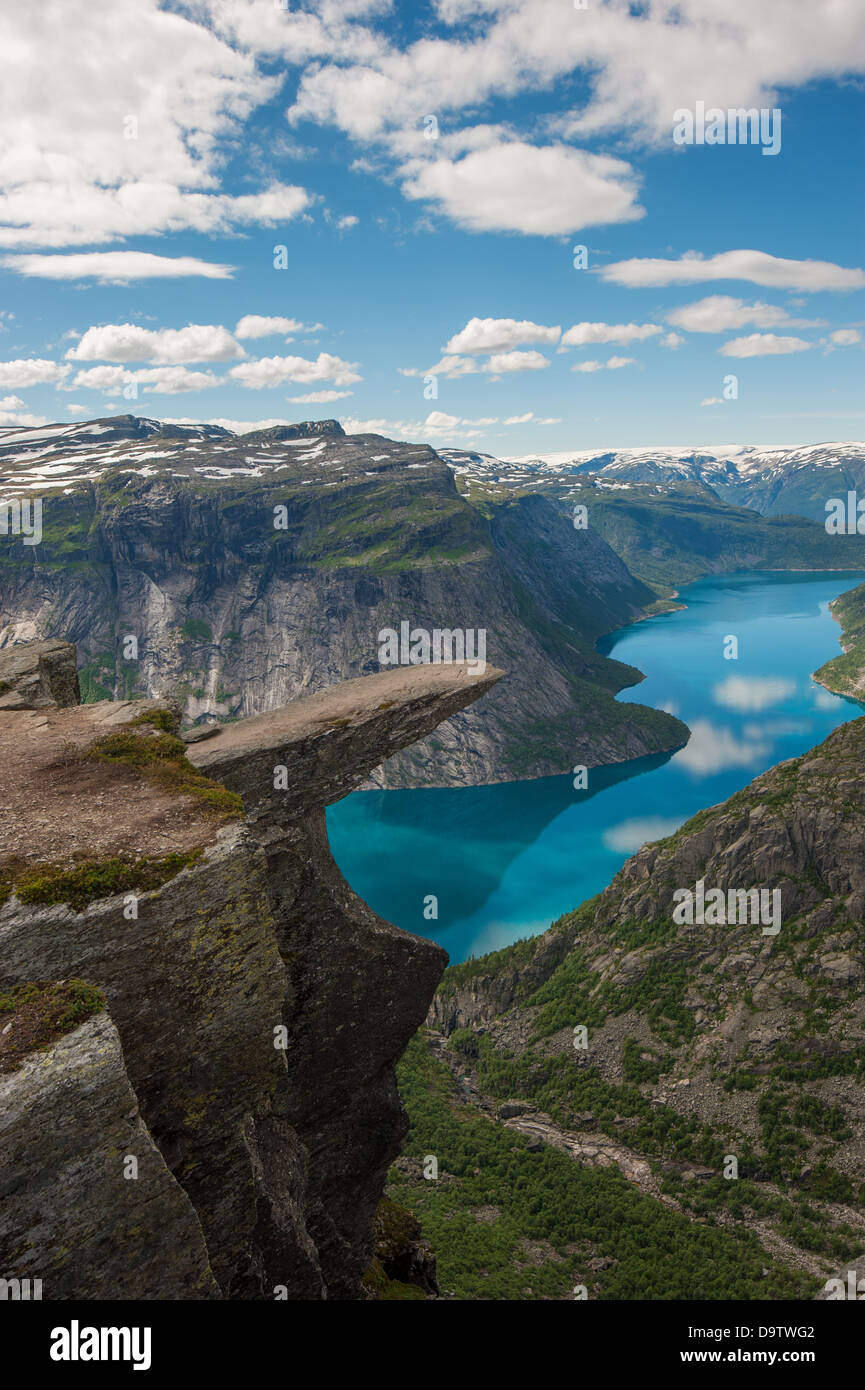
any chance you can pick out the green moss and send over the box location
[5,849,204,912]
[0,979,106,1073]
[181,618,213,643]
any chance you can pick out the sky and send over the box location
[0,0,863,453]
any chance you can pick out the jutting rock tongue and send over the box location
[0,641,501,1299]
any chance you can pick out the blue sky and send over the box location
[0,0,863,451]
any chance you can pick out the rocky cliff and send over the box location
[0,414,687,787]
[0,638,500,1299]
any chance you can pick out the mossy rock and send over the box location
[0,979,105,1073]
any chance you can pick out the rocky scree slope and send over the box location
[0,638,500,1299]
[0,414,686,787]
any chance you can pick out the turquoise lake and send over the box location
[326,571,865,964]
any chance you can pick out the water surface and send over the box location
[327,572,865,963]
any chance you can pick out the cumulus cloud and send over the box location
[401,141,644,235]
[288,389,354,403]
[66,323,244,364]
[229,353,362,388]
[235,315,309,339]
[503,412,561,425]
[443,317,561,355]
[601,250,865,292]
[829,328,862,346]
[1,252,235,281]
[486,349,550,373]
[0,2,315,247]
[0,407,49,427]
[572,356,635,372]
[560,322,660,347]
[286,0,865,159]
[0,358,69,388]
[398,355,480,380]
[720,333,812,357]
[71,365,221,395]
[666,295,808,333]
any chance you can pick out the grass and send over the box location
[84,709,243,819]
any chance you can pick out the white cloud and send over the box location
[502,411,561,425]
[229,353,362,388]
[401,141,644,235]
[0,408,48,427]
[0,395,25,410]
[235,315,307,339]
[0,358,69,388]
[720,333,812,357]
[287,0,865,161]
[71,365,221,395]
[560,322,660,347]
[0,2,315,247]
[712,676,796,711]
[700,396,723,406]
[572,355,635,372]
[66,403,89,416]
[486,349,549,373]
[601,250,865,292]
[288,389,354,403]
[399,355,480,379]
[2,252,234,281]
[66,323,244,364]
[660,331,685,349]
[164,417,302,434]
[403,349,550,378]
[666,295,806,333]
[443,317,561,355]
[829,328,862,346]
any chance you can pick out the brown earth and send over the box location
[0,700,223,868]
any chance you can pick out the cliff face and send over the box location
[0,415,687,787]
[422,716,865,1288]
[0,639,501,1299]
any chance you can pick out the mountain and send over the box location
[445,455,865,593]
[544,479,865,593]
[0,415,686,787]
[442,441,865,524]
[391,714,865,1298]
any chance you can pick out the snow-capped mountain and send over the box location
[441,442,865,520]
